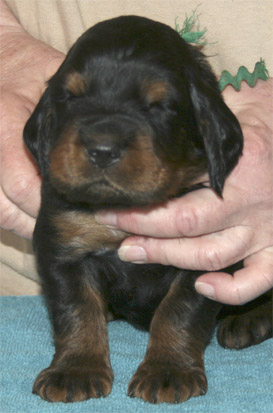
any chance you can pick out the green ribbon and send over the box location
[176,12,270,91]
[218,59,269,91]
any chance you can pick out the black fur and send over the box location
[23,16,271,404]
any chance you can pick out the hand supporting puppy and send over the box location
[0,0,64,238]
[97,79,273,305]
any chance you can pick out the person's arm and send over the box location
[0,0,64,238]
[96,79,273,305]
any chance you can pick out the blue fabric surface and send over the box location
[0,295,272,413]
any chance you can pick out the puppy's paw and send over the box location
[217,313,272,349]
[33,363,113,402]
[128,360,207,404]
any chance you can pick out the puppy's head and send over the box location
[24,16,243,208]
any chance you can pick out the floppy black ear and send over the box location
[23,87,54,175]
[185,51,243,196]
[189,80,243,195]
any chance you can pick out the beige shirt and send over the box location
[6,0,273,75]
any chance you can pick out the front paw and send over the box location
[33,363,113,402]
[128,360,207,404]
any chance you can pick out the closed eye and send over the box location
[55,89,80,103]
[148,100,164,109]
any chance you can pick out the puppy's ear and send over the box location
[23,87,54,175]
[186,56,243,196]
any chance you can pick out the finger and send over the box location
[0,186,36,239]
[96,186,244,238]
[118,225,253,270]
[195,247,273,305]
[1,146,41,219]
[1,102,41,218]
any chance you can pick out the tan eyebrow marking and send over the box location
[142,80,169,103]
[65,72,88,96]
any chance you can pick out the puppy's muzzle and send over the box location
[79,115,139,169]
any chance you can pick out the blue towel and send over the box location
[0,295,272,413]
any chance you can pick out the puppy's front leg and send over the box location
[128,273,221,404]
[33,262,113,403]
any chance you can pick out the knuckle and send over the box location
[261,265,273,291]
[0,196,33,238]
[175,206,200,236]
[197,246,224,271]
[0,198,18,231]
[229,285,245,306]
[118,212,140,234]
[3,174,33,206]
[243,125,270,166]
[157,238,186,267]
[160,245,173,266]
[146,238,173,266]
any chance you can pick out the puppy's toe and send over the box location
[33,364,113,402]
[128,360,207,404]
[217,313,272,349]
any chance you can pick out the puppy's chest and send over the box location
[53,210,127,256]
[52,210,178,330]
[93,250,178,330]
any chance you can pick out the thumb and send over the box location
[195,248,273,305]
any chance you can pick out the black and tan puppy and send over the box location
[24,16,272,404]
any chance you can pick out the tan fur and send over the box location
[142,80,169,103]
[129,277,207,403]
[34,285,114,402]
[65,72,88,96]
[49,126,92,188]
[53,210,127,256]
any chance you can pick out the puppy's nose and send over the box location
[86,143,122,168]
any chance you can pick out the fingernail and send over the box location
[195,282,216,300]
[95,212,117,228]
[118,246,147,263]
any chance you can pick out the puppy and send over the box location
[24,16,272,404]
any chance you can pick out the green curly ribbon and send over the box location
[218,59,269,91]
[175,9,207,45]
[176,11,270,91]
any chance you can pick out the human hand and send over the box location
[96,79,273,305]
[0,1,64,238]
